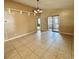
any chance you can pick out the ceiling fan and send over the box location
[33,0,43,14]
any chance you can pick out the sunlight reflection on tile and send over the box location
[35,30,42,46]
[36,30,41,40]
[46,30,65,47]
[34,30,65,48]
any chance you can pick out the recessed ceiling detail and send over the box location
[13,0,74,9]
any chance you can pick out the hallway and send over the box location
[5,30,73,59]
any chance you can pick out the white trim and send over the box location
[4,31,35,42]
[60,32,73,36]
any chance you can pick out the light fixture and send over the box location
[8,8,11,14]
[34,0,43,14]
[20,10,22,14]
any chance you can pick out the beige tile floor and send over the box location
[4,30,74,59]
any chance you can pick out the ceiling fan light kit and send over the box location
[33,0,43,14]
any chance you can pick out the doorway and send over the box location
[36,17,41,30]
[48,16,60,32]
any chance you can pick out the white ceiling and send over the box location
[13,0,74,9]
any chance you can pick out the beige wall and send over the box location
[4,0,36,40]
[59,9,74,34]
[40,9,74,34]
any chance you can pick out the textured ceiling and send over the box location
[12,0,74,9]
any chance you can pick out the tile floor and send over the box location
[4,30,74,59]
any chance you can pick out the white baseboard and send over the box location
[5,31,35,42]
[60,32,73,36]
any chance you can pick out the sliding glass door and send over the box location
[48,16,60,32]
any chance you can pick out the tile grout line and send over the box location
[11,42,23,59]
[40,39,59,59]
[13,38,41,59]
